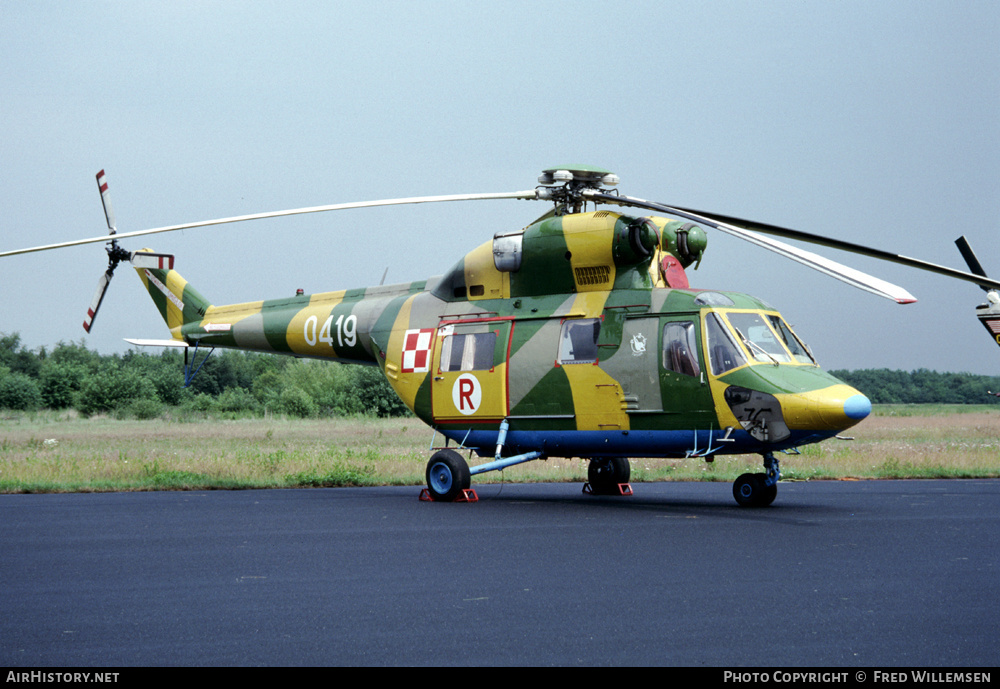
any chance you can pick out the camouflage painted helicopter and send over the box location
[5,166,1000,506]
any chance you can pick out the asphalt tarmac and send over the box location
[2,479,997,667]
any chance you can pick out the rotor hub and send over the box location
[536,166,620,214]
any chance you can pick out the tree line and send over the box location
[829,368,1000,405]
[0,332,997,417]
[0,333,407,418]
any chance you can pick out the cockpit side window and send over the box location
[705,312,746,375]
[662,321,701,377]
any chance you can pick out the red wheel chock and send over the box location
[419,488,479,503]
[582,483,633,496]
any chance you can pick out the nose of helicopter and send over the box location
[843,392,873,421]
[779,384,871,433]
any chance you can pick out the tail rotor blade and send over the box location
[83,270,113,333]
[96,169,116,234]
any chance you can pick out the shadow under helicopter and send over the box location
[444,482,843,525]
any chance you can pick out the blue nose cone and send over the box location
[844,394,872,420]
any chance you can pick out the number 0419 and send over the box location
[304,314,357,348]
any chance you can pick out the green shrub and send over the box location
[181,392,215,413]
[0,371,43,411]
[39,361,86,409]
[76,365,157,416]
[278,386,317,418]
[214,387,261,415]
[118,397,164,420]
[353,367,408,417]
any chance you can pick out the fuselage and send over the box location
[151,209,871,461]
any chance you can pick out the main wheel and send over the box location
[733,472,777,507]
[425,449,471,502]
[588,457,631,495]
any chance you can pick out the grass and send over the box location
[0,406,998,493]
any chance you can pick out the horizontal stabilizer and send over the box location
[124,338,190,348]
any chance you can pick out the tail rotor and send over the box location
[82,170,175,333]
[83,170,127,332]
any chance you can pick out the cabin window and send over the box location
[726,312,792,364]
[558,318,600,364]
[705,313,746,375]
[440,332,496,372]
[767,315,815,364]
[662,321,701,377]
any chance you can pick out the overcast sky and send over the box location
[2,1,998,374]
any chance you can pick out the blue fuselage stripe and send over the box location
[440,428,838,459]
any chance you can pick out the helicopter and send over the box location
[4,166,1000,506]
[954,236,1000,353]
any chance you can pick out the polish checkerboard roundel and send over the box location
[401,328,434,373]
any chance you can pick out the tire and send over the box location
[733,472,776,507]
[588,457,631,495]
[425,449,471,502]
[757,475,778,507]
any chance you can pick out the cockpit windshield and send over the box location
[705,310,816,373]
[726,312,793,364]
[766,314,815,364]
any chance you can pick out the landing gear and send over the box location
[733,473,776,507]
[425,449,471,502]
[733,453,780,507]
[587,457,631,495]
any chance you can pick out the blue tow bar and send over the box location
[469,419,544,476]
[469,451,544,476]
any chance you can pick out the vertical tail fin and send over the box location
[133,249,211,339]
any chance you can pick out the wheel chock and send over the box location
[419,488,479,503]
[582,483,633,496]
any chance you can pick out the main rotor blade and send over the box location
[0,190,539,259]
[586,191,918,304]
[955,236,991,292]
[669,204,1000,293]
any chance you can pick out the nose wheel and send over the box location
[733,453,780,507]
